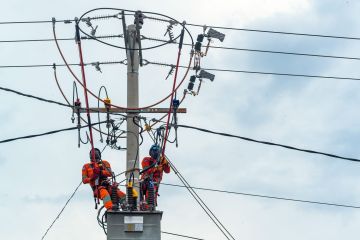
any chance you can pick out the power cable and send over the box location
[186,23,360,41]
[161,183,360,209]
[53,21,194,111]
[0,34,122,43]
[0,19,73,25]
[0,60,126,69]
[0,121,106,144]
[147,61,360,81]
[3,59,360,82]
[1,16,360,41]
[0,86,70,107]
[174,124,360,163]
[41,181,82,240]
[3,34,360,62]
[146,132,235,240]
[166,157,235,240]
[162,231,205,240]
[144,36,360,61]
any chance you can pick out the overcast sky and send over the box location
[1,0,360,240]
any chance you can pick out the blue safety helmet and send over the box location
[89,148,101,161]
[149,145,161,159]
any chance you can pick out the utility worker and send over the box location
[82,148,126,210]
[140,145,170,208]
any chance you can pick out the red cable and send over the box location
[75,24,96,161]
[53,23,193,111]
[161,28,185,157]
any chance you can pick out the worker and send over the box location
[82,148,126,210]
[140,144,170,209]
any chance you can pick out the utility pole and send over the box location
[126,24,140,197]
[78,12,186,240]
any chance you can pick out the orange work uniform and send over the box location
[141,157,170,205]
[82,160,125,210]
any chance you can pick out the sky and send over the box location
[1,0,360,239]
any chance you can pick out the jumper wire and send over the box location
[52,21,193,111]
[75,21,95,160]
[162,26,185,157]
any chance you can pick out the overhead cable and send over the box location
[166,157,236,240]
[174,124,360,163]
[144,36,360,61]
[162,231,205,240]
[0,60,126,69]
[0,86,70,107]
[0,34,122,43]
[161,183,360,209]
[2,59,360,82]
[147,61,360,81]
[2,33,360,61]
[1,16,360,40]
[0,121,106,144]
[146,131,235,240]
[41,181,82,240]
[186,23,360,41]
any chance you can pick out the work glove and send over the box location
[160,157,168,165]
[157,165,163,172]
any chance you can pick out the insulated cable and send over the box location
[4,34,360,62]
[161,231,205,240]
[147,61,360,81]
[0,34,122,44]
[0,85,70,107]
[174,124,360,163]
[186,23,360,41]
[146,132,235,240]
[77,7,194,51]
[161,183,360,209]
[0,121,106,144]
[53,20,194,110]
[162,25,185,157]
[143,36,360,61]
[40,181,82,240]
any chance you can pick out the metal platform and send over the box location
[107,210,163,240]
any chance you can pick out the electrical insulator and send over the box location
[187,82,194,91]
[172,99,180,109]
[197,34,204,42]
[134,10,144,28]
[195,42,202,52]
[207,28,225,42]
[187,75,196,91]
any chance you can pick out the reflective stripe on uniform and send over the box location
[103,195,111,204]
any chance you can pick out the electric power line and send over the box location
[0,60,125,69]
[161,183,360,209]
[0,86,70,107]
[2,59,360,82]
[0,121,106,144]
[147,61,360,81]
[2,85,359,164]
[173,124,360,163]
[0,16,359,41]
[187,23,360,41]
[0,34,122,43]
[144,36,360,61]
[41,181,82,240]
[3,34,360,62]
[162,231,205,240]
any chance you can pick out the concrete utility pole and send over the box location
[126,24,140,196]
